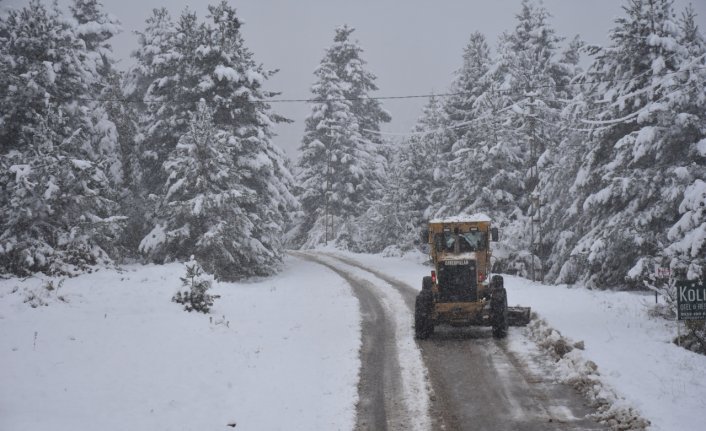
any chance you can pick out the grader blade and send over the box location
[507,306,531,326]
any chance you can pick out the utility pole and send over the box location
[527,93,544,282]
[324,135,334,245]
[324,145,331,245]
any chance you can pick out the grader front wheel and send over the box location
[415,290,434,339]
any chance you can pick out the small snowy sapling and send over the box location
[172,258,217,313]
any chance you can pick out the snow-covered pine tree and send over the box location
[123,7,175,109]
[131,8,197,197]
[329,25,391,232]
[295,58,365,248]
[140,100,254,280]
[403,94,451,221]
[0,111,122,277]
[70,0,121,86]
[123,7,176,106]
[139,2,297,278]
[662,4,706,281]
[200,1,298,264]
[294,26,387,249]
[531,36,586,284]
[0,0,123,275]
[173,257,216,313]
[105,69,145,256]
[558,35,584,80]
[68,0,132,261]
[563,0,705,288]
[446,32,492,141]
[69,0,123,186]
[327,25,391,158]
[120,8,177,251]
[0,0,92,152]
[444,31,494,216]
[452,0,570,277]
[357,152,414,254]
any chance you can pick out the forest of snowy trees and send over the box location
[292,0,705,288]
[0,0,296,280]
[1,0,704,288]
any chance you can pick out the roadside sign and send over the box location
[676,280,706,321]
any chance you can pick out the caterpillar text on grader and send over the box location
[415,214,531,339]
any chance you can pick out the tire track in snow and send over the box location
[290,251,416,431]
[311,252,449,430]
[312,254,433,431]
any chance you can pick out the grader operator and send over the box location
[414,214,531,339]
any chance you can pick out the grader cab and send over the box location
[414,214,531,339]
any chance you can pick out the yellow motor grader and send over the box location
[415,215,531,339]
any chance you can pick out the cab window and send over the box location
[434,232,456,252]
[459,231,486,252]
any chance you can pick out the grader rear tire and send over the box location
[490,275,508,339]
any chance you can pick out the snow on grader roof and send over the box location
[429,213,492,224]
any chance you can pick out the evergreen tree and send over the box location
[0,0,123,275]
[358,150,417,254]
[0,107,122,276]
[295,59,368,248]
[533,35,586,283]
[405,94,451,220]
[70,0,121,84]
[130,8,195,196]
[140,101,253,279]
[107,70,144,256]
[561,0,705,287]
[120,8,177,254]
[445,31,491,135]
[201,2,298,262]
[327,25,391,148]
[445,0,570,277]
[294,25,388,249]
[137,2,297,277]
[173,257,216,313]
[444,32,495,216]
[0,0,93,152]
[69,0,123,185]
[662,4,706,281]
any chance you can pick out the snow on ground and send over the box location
[332,249,706,431]
[508,276,706,431]
[0,256,361,431]
[4,247,705,431]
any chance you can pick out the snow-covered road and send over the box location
[312,251,606,431]
[333,249,706,431]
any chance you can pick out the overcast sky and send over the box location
[4,0,706,159]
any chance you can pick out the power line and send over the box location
[268,55,704,103]
[363,63,704,137]
[13,65,706,105]
[362,104,515,137]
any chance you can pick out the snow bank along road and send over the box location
[295,251,607,431]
